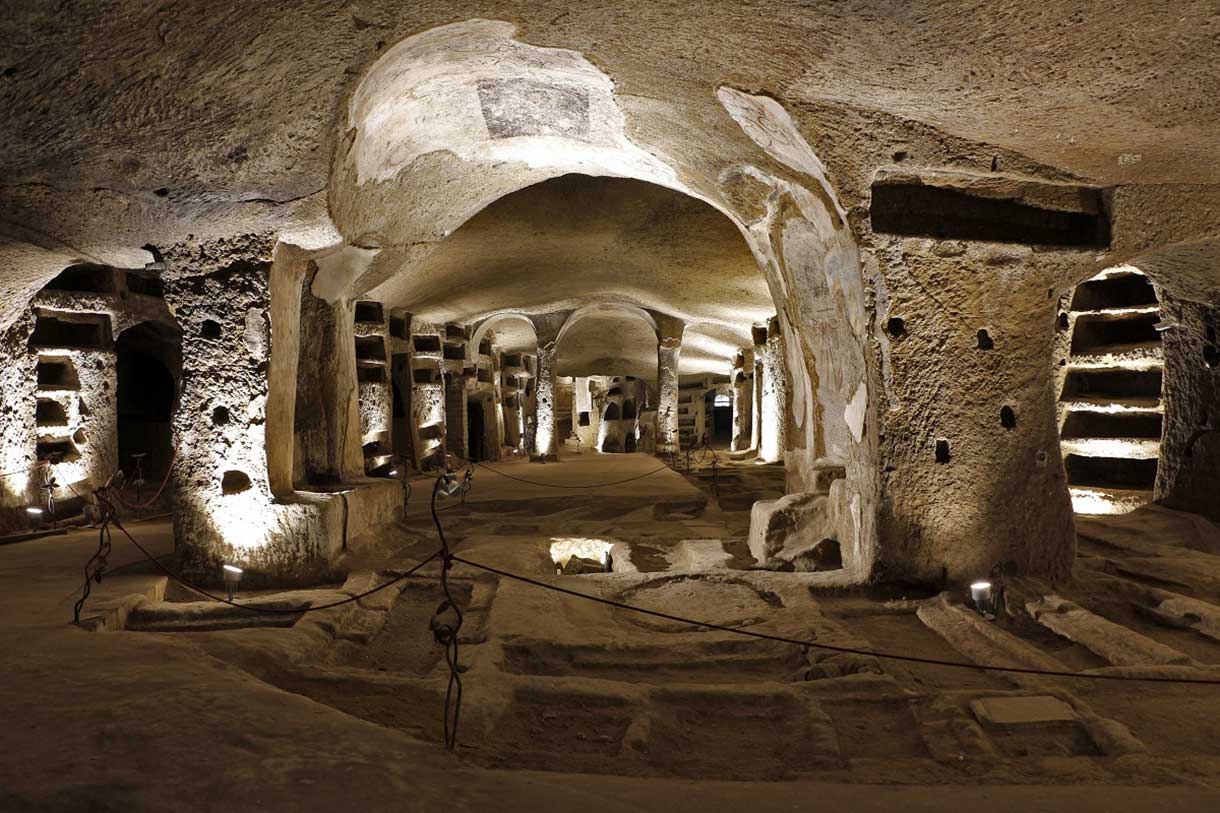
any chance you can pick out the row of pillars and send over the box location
[494,311,782,462]
[525,312,686,460]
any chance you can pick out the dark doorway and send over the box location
[116,321,180,492]
[708,391,732,448]
[391,353,414,468]
[466,399,486,461]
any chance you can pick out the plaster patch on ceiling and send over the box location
[346,19,679,188]
[478,79,590,139]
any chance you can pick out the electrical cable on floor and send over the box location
[429,474,466,751]
[72,484,114,624]
[447,553,1220,686]
[103,515,444,616]
[72,467,470,621]
[473,460,672,489]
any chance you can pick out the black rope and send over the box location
[430,476,465,751]
[71,482,445,620]
[474,460,671,489]
[72,491,114,623]
[449,554,1220,686]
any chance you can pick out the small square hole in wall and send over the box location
[389,317,407,339]
[30,313,111,350]
[354,301,383,324]
[357,365,386,383]
[413,335,441,353]
[355,335,386,362]
[36,358,79,391]
[935,439,951,463]
[578,411,590,426]
[35,399,68,426]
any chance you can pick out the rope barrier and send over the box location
[106,516,444,615]
[111,449,177,511]
[429,475,465,751]
[449,554,1220,686]
[0,460,47,479]
[73,477,447,620]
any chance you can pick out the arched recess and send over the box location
[472,312,539,454]
[116,320,181,498]
[1054,267,1164,515]
[470,313,538,363]
[322,20,877,579]
[555,305,660,382]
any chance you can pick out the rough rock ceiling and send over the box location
[1,2,1217,312]
[374,174,772,326]
[555,309,659,380]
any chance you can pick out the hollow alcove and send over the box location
[116,321,181,490]
[1057,267,1164,514]
[706,390,733,448]
[466,398,487,462]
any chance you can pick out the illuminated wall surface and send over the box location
[2,12,1216,593]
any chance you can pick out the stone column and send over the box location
[166,239,339,586]
[528,313,566,461]
[655,316,684,454]
[532,341,559,460]
[758,318,788,463]
[295,288,364,483]
[443,371,469,460]
[1155,293,1220,521]
[731,349,754,452]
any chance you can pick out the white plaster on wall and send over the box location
[346,20,679,189]
[845,380,867,443]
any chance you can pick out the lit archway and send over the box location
[320,19,878,579]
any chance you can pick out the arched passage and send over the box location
[320,19,878,579]
[116,321,181,494]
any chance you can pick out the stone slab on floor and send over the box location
[970,695,1079,729]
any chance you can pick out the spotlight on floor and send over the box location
[222,564,243,600]
[970,580,994,619]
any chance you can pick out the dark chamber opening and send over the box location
[467,399,486,462]
[117,322,179,490]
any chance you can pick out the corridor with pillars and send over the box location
[2,4,1220,811]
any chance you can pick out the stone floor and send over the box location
[4,453,1220,810]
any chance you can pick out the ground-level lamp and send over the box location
[970,580,994,619]
[222,564,243,600]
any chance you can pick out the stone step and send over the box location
[1060,396,1161,414]
[1025,594,1197,668]
[1065,341,1163,368]
[1068,304,1160,318]
[1060,437,1160,459]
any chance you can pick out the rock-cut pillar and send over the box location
[532,342,559,460]
[655,317,684,454]
[529,313,566,462]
